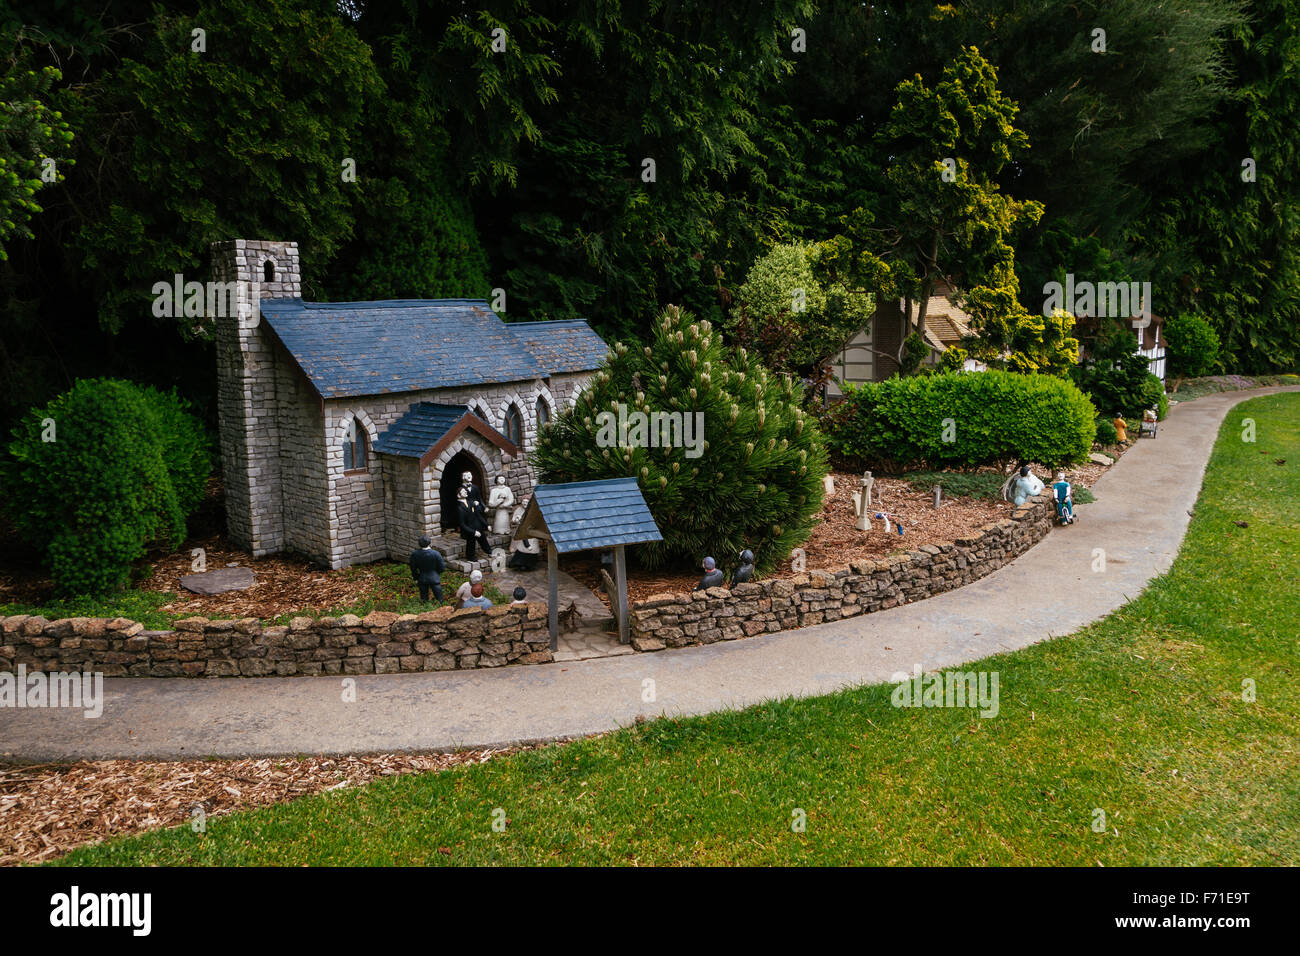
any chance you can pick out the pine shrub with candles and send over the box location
[532,305,828,574]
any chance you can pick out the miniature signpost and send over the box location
[512,477,663,649]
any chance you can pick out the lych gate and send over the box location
[513,478,663,649]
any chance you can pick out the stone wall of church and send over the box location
[326,379,555,567]
[383,456,427,558]
[547,371,592,413]
[212,239,301,556]
[276,345,334,564]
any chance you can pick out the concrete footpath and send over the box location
[2,387,1294,762]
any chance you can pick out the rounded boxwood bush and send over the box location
[1094,417,1119,446]
[138,385,212,515]
[821,369,1096,470]
[1164,313,1221,378]
[1140,373,1169,420]
[1,378,210,596]
[532,305,827,573]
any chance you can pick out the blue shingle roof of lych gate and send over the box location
[259,299,606,399]
[372,403,487,459]
[530,478,663,554]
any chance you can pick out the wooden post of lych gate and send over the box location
[614,544,629,645]
[547,542,559,651]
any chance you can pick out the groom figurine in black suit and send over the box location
[409,536,447,602]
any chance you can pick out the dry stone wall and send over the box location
[0,498,1054,678]
[0,605,552,678]
[628,496,1055,652]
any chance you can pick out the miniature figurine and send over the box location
[488,475,515,535]
[508,498,541,570]
[875,511,904,536]
[462,581,493,609]
[455,569,483,608]
[511,586,528,606]
[457,485,490,560]
[1052,471,1076,524]
[507,535,540,571]
[1113,415,1128,444]
[1006,465,1045,506]
[408,536,446,602]
[694,556,725,591]
[460,470,484,508]
[731,549,755,586]
[874,511,891,534]
[1140,406,1159,438]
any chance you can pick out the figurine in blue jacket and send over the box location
[1052,472,1075,524]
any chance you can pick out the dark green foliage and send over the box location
[1,379,208,596]
[1142,374,1170,420]
[532,305,827,573]
[899,332,930,376]
[904,470,1008,500]
[137,385,212,516]
[1164,313,1222,378]
[821,370,1096,471]
[728,242,874,378]
[1093,417,1119,446]
[1069,324,1154,419]
[59,0,383,335]
[1137,0,1300,372]
[0,58,73,258]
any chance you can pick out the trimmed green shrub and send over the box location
[1,378,210,596]
[729,241,875,378]
[900,331,930,376]
[904,471,1008,500]
[1093,417,1119,446]
[1141,373,1169,420]
[1164,313,1221,378]
[533,305,827,573]
[1069,323,1152,418]
[138,386,212,515]
[821,369,1096,470]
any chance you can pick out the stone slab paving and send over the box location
[554,628,634,663]
[1,387,1294,763]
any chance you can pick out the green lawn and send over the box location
[56,394,1300,866]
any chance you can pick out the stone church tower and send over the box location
[211,240,300,556]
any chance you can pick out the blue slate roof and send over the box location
[506,319,611,375]
[527,478,663,554]
[371,403,477,458]
[259,298,606,399]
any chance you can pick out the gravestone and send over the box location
[180,567,256,595]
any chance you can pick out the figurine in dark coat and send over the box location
[457,486,490,560]
[694,556,725,591]
[731,549,755,586]
[409,536,447,602]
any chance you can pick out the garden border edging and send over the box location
[0,497,1056,676]
[0,602,553,677]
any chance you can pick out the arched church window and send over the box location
[505,404,524,448]
[536,396,551,430]
[263,259,276,283]
[342,418,367,472]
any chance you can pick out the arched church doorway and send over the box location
[440,451,487,532]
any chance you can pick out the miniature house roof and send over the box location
[372,402,516,469]
[259,298,609,399]
[514,477,663,554]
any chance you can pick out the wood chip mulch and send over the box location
[0,749,522,866]
[567,470,1014,604]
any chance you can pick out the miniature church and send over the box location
[211,239,609,569]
